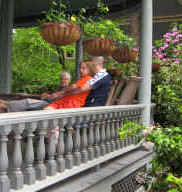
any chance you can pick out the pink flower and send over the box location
[174,49,178,52]
[170,32,178,37]
[172,39,179,44]
[159,55,163,59]
[175,60,180,64]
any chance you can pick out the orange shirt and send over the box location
[49,75,92,109]
[63,75,92,105]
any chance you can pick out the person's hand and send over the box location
[51,93,60,98]
[41,93,51,99]
[51,92,65,99]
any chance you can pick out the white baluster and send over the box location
[0,125,11,192]
[100,113,106,156]
[81,116,89,163]
[56,119,66,172]
[115,112,121,149]
[88,115,95,161]
[10,123,24,190]
[34,120,47,180]
[23,122,36,185]
[73,117,81,166]
[110,113,116,151]
[94,114,101,158]
[106,113,111,153]
[46,119,57,176]
[65,117,74,169]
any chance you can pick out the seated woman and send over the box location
[44,60,94,110]
[0,72,72,112]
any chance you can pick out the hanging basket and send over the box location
[83,38,115,56]
[112,48,138,63]
[40,23,81,45]
[152,63,160,72]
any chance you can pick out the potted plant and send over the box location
[83,38,115,56]
[152,58,161,72]
[105,54,139,79]
[83,20,131,56]
[112,47,138,63]
[118,121,182,191]
[40,0,81,46]
[111,37,138,63]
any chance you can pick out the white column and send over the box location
[138,0,153,126]
[0,0,14,93]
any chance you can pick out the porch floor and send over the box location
[41,146,153,192]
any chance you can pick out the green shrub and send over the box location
[152,23,182,127]
[12,27,76,94]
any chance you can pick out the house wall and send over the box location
[153,0,182,40]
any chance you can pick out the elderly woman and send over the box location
[41,72,71,100]
[0,72,72,112]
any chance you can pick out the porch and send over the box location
[0,104,154,192]
[0,0,154,191]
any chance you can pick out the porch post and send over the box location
[0,0,14,93]
[138,0,153,126]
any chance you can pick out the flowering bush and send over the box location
[152,24,182,65]
[152,23,182,127]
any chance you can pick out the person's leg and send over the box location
[26,99,49,111]
[0,100,9,113]
[44,106,56,110]
[7,99,29,112]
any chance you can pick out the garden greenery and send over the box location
[152,23,182,127]
[40,0,109,25]
[118,121,182,191]
[12,28,76,94]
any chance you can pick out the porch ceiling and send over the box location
[14,0,141,27]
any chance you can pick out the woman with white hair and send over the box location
[0,72,72,112]
[59,72,72,88]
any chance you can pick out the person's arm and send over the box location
[50,83,82,98]
[52,82,92,98]
[68,83,91,94]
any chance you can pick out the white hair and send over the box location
[60,72,71,80]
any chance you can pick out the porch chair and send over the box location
[106,76,142,106]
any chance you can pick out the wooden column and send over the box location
[0,0,14,93]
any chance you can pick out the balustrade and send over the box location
[0,104,154,192]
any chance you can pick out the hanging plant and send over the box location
[39,0,110,70]
[40,23,81,46]
[83,20,134,57]
[83,38,115,56]
[39,0,82,46]
[112,47,138,63]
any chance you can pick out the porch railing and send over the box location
[0,104,154,192]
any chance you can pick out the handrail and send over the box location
[0,104,155,192]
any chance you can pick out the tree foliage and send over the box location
[12,27,75,94]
